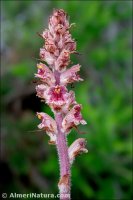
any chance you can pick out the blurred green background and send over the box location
[1,1,132,200]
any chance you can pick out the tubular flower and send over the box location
[34,9,88,200]
[68,138,88,164]
[58,32,76,51]
[35,63,55,86]
[46,85,70,110]
[62,91,77,114]
[60,64,83,85]
[55,49,70,71]
[37,112,57,144]
[36,84,48,99]
[40,48,55,66]
[62,104,87,134]
[45,39,59,55]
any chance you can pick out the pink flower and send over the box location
[41,29,60,50]
[64,32,76,51]
[58,33,76,52]
[35,63,55,86]
[55,24,67,34]
[62,91,77,114]
[68,138,88,164]
[42,29,53,40]
[62,104,87,133]
[49,9,69,29]
[40,48,55,66]
[46,85,72,111]
[45,39,59,56]
[37,112,57,144]
[36,84,48,99]
[36,85,76,112]
[60,64,83,85]
[55,49,70,71]
[48,9,69,38]
[65,40,76,52]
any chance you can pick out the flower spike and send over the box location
[34,9,87,200]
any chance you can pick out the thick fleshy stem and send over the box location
[55,112,70,200]
[54,70,70,200]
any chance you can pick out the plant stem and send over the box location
[54,70,71,200]
[55,112,71,200]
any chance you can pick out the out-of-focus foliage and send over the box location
[1,1,132,200]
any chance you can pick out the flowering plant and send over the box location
[35,9,88,200]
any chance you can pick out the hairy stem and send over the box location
[55,113,71,200]
[54,70,71,200]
